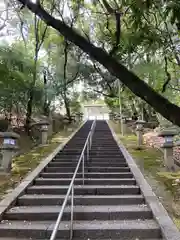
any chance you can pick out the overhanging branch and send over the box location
[17,0,180,126]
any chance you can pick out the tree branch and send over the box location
[17,0,180,126]
[101,0,121,56]
[162,56,171,93]
[63,40,68,84]
[88,88,117,98]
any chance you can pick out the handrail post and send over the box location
[82,154,84,185]
[70,184,74,240]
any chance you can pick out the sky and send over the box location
[0,0,19,43]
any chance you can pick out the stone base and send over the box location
[136,130,143,147]
[39,144,49,147]
[164,148,174,171]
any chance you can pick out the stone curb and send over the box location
[107,121,180,240]
[0,122,85,219]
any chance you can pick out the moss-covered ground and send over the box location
[0,124,80,200]
[110,121,180,229]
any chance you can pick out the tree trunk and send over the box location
[25,90,33,134]
[19,0,180,126]
[63,93,71,123]
[43,70,50,116]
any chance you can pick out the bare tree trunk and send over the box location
[25,13,48,133]
[25,56,37,134]
[43,69,50,116]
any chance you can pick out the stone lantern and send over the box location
[136,120,146,147]
[158,130,177,171]
[0,132,20,173]
[31,121,49,145]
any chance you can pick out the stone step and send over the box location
[0,238,163,240]
[91,141,115,143]
[65,141,86,145]
[59,151,82,155]
[52,160,127,165]
[35,178,136,185]
[90,150,121,153]
[53,156,80,161]
[91,141,118,143]
[18,194,145,206]
[61,148,83,151]
[89,157,124,160]
[56,152,82,156]
[53,155,80,160]
[91,145,119,148]
[91,146,119,148]
[27,185,140,195]
[90,154,123,157]
[63,144,84,147]
[90,151,121,154]
[52,159,126,163]
[0,220,161,239]
[5,205,152,221]
[49,162,128,167]
[40,172,134,178]
[87,161,127,165]
[44,167,130,173]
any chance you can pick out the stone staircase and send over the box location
[0,120,177,239]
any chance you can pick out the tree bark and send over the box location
[25,57,37,134]
[25,90,33,134]
[63,93,72,123]
[43,70,50,116]
[18,0,180,126]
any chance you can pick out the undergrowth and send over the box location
[110,120,180,229]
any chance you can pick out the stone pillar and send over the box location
[40,123,49,145]
[80,113,83,121]
[136,120,146,147]
[0,132,20,173]
[122,117,129,136]
[75,113,83,123]
[158,130,177,171]
[116,115,123,134]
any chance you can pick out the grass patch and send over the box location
[0,124,80,199]
[173,217,180,229]
[109,120,164,174]
[110,120,180,229]
[157,171,180,199]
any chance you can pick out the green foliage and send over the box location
[3,0,180,125]
[0,44,40,114]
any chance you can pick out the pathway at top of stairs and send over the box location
[0,120,177,239]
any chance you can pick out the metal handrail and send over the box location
[50,120,96,240]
